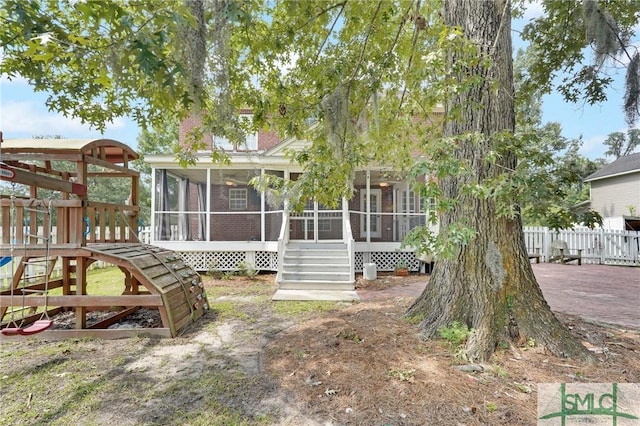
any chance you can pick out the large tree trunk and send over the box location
[406,0,594,362]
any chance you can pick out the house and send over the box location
[584,152,640,231]
[145,112,441,300]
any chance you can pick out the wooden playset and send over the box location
[0,135,207,339]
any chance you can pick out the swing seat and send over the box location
[18,319,53,335]
[1,327,23,336]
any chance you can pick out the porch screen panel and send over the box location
[349,171,367,242]
[395,189,426,242]
[317,202,342,241]
[210,169,261,241]
[264,170,284,241]
[290,198,314,241]
[154,169,207,241]
[155,169,171,241]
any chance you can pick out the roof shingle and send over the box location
[584,152,640,181]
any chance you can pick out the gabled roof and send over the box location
[262,125,317,157]
[584,152,640,182]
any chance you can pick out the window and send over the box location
[318,219,332,232]
[400,191,417,213]
[213,114,258,150]
[229,188,247,210]
[307,219,332,232]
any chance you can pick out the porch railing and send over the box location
[275,210,289,284]
[343,203,355,283]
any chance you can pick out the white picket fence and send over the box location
[523,226,640,266]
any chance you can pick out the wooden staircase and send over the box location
[273,242,359,301]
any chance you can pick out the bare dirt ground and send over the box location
[1,272,639,425]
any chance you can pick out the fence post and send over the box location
[543,227,550,262]
[599,227,605,265]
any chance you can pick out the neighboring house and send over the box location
[145,112,441,299]
[584,152,640,231]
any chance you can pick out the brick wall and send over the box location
[179,114,213,150]
[209,184,261,240]
[180,113,282,152]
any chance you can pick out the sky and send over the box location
[0,4,633,161]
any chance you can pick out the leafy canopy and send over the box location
[2,0,637,236]
[519,0,640,127]
[1,0,196,130]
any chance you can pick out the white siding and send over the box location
[590,172,640,218]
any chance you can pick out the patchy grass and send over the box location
[47,266,126,297]
[208,300,250,322]
[272,300,342,317]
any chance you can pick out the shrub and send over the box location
[237,261,259,279]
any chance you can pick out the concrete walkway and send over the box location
[357,263,640,329]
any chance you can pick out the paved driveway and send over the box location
[532,263,640,329]
[358,263,640,329]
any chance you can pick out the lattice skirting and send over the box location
[361,252,421,272]
[177,250,419,272]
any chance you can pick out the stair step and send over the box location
[284,258,348,264]
[282,258,348,263]
[272,289,360,301]
[282,269,349,281]
[287,243,347,250]
[278,280,355,291]
[284,249,348,256]
[282,263,350,272]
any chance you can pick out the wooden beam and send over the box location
[0,164,87,196]
[84,156,140,177]
[0,295,163,307]
[0,246,89,258]
[0,328,173,341]
[0,199,82,208]
[86,201,140,211]
[87,171,133,178]
[88,306,140,329]
[0,153,84,162]
[3,160,75,178]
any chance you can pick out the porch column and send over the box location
[150,167,156,244]
[260,168,265,242]
[393,188,397,241]
[284,170,290,244]
[366,170,371,243]
[342,197,349,243]
[206,168,211,242]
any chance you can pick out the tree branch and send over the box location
[312,2,347,66]
[398,0,422,111]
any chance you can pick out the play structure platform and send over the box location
[0,137,207,338]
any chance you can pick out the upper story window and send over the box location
[213,114,258,151]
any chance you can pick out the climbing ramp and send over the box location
[1,243,208,339]
[87,243,208,336]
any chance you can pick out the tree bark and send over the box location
[406,0,595,362]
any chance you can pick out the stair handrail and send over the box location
[342,201,355,283]
[275,209,289,284]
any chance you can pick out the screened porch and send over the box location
[151,168,431,245]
